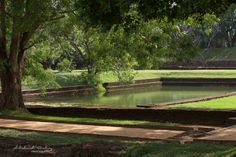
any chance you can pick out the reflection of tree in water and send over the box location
[118,94,137,107]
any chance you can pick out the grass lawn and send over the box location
[125,142,236,157]
[0,128,236,157]
[55,70,236,86]
[0,111,175,127]
[172,95,236,109]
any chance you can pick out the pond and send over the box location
[26,85,236,108]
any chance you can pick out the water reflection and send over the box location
[27,85,236,108]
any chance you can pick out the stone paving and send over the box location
[196,125,236,143]
[0,118,184,140]
[1,118,236,144]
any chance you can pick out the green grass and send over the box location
[0,128,236,157]
[0,111,174,127]
[135,70,236,79]
[124,142,236,157]
[172,95,236,109]
[0,128,110,145]
[55,70,236,86]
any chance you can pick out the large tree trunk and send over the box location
[0,65,25,110]
[0,34,26,111]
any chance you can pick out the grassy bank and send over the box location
[55,70,236,86]
[0,111,174,127]
[172,95,236,109]
[0,128,236,157]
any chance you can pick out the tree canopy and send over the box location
[0,0,73,110]
[75,0,232,29]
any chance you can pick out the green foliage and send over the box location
[80,72,102,86]
[27,38,62,68]
[105,27,138,83]
[132,20,170,68]
[181,6,236,50]
[24,43,60,92]
[203,13,219,26]
[55,72,83,87]
[168,33,200,63]
[116,69,137,84]
[57,58,75,72]
[202,13,220,36]
[216,4,236,47]
[75,0,232,29]
[19,0,233,92]
[55,20,139,85]
[24,64,59,93]
[50,12,199,85]
[122,3,142,32]
[96,83,106,92]
[75,0,132,29]
[127,18,199,68]
[54,70,236,88]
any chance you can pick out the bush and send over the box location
[80,72,105,92]
[116,70,137,84]
[57,59,75,72]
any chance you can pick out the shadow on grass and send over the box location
[0,129,236,157]
[0,129,115,145]
[123,142,236,157]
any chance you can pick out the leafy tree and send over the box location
[216,4,236,47]
[57,25,138,85]
[179,4,236,49]
[0,0,72,110]
[24,62,59,94]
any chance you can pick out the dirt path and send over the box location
[0,118,184,140]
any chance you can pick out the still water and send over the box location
[26,85,236,108]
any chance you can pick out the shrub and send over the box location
[57,59,75,72]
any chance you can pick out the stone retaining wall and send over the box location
[23,85,96,99]
[23,78,236,99]
[160,78,236,86]
[27,107,236,126]
[103,78,161,93]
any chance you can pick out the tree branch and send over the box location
[67,36,86,61]
[47,15,65,22]
[23,40,40,51]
